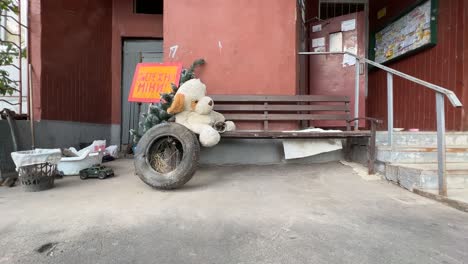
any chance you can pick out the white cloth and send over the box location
[282,128,343,160]
[11,149,62,168]
[105,145,119,158]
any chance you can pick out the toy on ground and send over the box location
[79,166,114,180]
[167,79,235,147]
[58,148,104,176]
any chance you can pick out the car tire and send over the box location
[98,172,106,180]
[134,123,200,190]
[80,172,88,180]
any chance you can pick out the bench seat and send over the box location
[221,130,371,139]
[210,94,381,174]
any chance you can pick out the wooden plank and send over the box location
[210,95,350,102]
[223,114,350,121]
[214,104,350,112]
[221,131,371,139]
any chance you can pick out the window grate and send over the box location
[319,3,365,20]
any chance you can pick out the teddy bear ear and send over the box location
[167,93,186,114]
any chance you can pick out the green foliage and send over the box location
[179,58,206,84]
[0,0,21,96]
[130,58,206,144]
[0,0,19,14]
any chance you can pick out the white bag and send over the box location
[11,149,62,168]
[81,140,107,153]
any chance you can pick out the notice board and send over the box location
[370,0,438,64]
[128,62,182,103]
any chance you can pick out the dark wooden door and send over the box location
[309,12,366,128]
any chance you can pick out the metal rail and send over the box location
[299,51,463,196]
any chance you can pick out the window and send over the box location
[134,0,163,15]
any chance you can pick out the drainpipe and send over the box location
[2,109,19,152]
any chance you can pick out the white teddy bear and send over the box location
[167,79,235,147]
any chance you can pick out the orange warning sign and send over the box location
[128,62,182,103]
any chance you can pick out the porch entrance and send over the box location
[309,1,368,128]
[309,12,366,127]
[121,39,163,146]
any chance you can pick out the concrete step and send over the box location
[376,131,468,147]
[385,163,468,191]
[377,146,468,164]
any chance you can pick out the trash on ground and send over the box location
[104,145,119,159]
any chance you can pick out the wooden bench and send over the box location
[210,95,382,174]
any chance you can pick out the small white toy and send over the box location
[167,79,235,147]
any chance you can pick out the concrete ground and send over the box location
[1,160,467,264]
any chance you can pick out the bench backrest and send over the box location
[210,95,351,131]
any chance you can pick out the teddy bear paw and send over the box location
[225,121,236,132]
[199,127,221,147]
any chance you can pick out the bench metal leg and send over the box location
[368,121,377,175]
[345,139,353,162]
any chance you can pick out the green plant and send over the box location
[0,0,21,96]
[130,58,206,143]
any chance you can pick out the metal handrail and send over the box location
[299,51,463,196]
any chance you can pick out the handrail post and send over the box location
[436,92,447,196]
[387,72,394,146]
[354,58,360,130]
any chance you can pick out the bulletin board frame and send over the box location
[369,0,439,65]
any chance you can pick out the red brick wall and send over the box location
[30,0,163,124]
[164,0,299,129]
[164,0,298,130]
[164,0,297,96]
[31,0,299,128]
[37,0,113,123]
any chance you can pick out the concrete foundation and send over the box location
[376,131,468,192]
[0,120,114,150]
[199,139,348,165]
[377,146,468,164]
[376,131,468,147]
[1,120,369,169]
[385,163,468,191]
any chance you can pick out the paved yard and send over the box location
[0,159,467,264]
